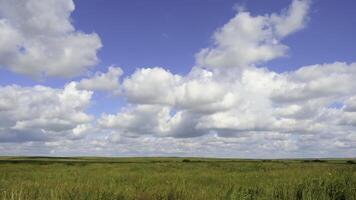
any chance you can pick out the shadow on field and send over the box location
[302,159,327,163]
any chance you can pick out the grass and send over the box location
[0,157,355,199]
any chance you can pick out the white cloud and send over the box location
[93,0,355,157]
[271,0,310,37]
[1,0,355,158]
[123,67,237,113]
[123,67,181,105]
[0,82,93,142]
[77,66,123,94]
[195,0,310,73]
[344,95,356,112]
[272,62,356,103]
[0,0,102,78]
[98,104,173,136]
[100,62,356,155]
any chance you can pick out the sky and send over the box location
[0,0,355,158]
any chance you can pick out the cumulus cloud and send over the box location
[0,82,93,142]
[96,0,356,157]
[123,67,235,113]
[99,61,356,156]
[123,67,181,104]
[271,0,310,37]
[99,105,173,136]
[344,95,356,112]
[77,66,123,94]
[0,0,102,78]
[272,62,356,103]
[195,0,309,73]
[1,0,355,157]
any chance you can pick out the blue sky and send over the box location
[3,0,356,86]
[0,0,356,157]
[73,0,356,74]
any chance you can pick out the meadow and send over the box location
[0,157,355,200]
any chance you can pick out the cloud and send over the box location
[271,62,356,103]
[1,0,355,158]
[0,0,102,78]
[0,82,93,142]
[97,0,356,157]
[123,67,235,113]
[344,95,356,112]
[123,67,181,105]
[98,104,172,136]
[195,0,310,73]
[271,0,310,37]
[77,66,123,95]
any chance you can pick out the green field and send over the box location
[0,157,355,200]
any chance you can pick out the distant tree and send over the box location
[346,160,356,164]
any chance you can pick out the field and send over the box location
[0,157,355,200]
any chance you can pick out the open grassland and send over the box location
[0,157,355,200]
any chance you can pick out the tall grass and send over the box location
[0,158,355,199]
